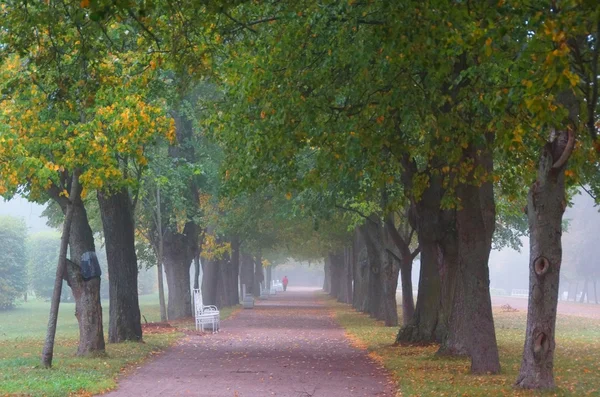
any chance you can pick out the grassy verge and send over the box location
[323,293,600,396]
[0,294,240,396]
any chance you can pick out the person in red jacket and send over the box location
[282,276,289,292]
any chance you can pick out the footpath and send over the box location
[104,288,395,397]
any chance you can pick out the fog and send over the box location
[3,190,600,301]
[0,197,52,234]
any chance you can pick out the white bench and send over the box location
[272,280,284,292]
[511,289,528,298]
[193,289,220,333]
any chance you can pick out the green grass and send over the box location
[324,293,600,397]
[0,294,240,396]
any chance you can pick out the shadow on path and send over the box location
[103,288,395,397]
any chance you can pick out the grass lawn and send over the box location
[0,294,239,397]
[324,293,600,396]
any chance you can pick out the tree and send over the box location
[1,1,174,348]
[0,215,27,309]
[27,231,71,301]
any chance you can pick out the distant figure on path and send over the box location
[282,276,289,291]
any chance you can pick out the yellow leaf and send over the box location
[80,0,90,7]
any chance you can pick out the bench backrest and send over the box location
[193,289,205,315]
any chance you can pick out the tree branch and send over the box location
[552,127,575,169]
[335,205,377,225]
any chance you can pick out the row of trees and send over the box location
[1,0,598,390]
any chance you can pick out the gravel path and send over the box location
[104,288,395,397]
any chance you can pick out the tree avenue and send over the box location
[0,0,598,392]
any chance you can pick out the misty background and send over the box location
[2,190,599,300]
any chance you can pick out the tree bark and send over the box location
[365,219,400,326]
[383,213,418,326]
[253,253,264,298]
[230,238,241,305]
[157,262,167,322]
[156,187,167,322]
[240,252,255,295]
[323,257,332,293]
[194,254,201,291]
[97,188,142,343]
[442,143,500,374]
[399,257,415,326]
[396,175,457,345]
[266,266,272,293]
[163,223,197,319]
[516,129,573,389]
[202,257,218,306]
[336,246,353,304]
[328,251,344,299]
[66,200,105,355]
[594,280,598,304]
[216,257,229,307]
[352,228,369,312]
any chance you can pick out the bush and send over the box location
[0,216,28,309]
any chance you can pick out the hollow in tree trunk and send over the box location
[516,129,574,389]
[97,188,142,343]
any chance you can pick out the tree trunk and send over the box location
[399,257,415,326]
[239,252,254,295]
[155,187,167,322]
[66,201,106,355]
[202,257,218,305]
[194,254,201,291]
[42,173,104,368]
[442,143,500,374]
[157,262,167,322]
[163,224,197,319]
[216,257,229,308]
[396,189,457,344]
[266,266,272,293]
[97,188,142,343]
[383,213,419,327]
[516,129,573,389]
[230,238,241,305]
[336,246,353,304]
[352,229,369,312]
[359,222,392,323]
[323,257,332,293]
[253,253,264,298]
[594,280,598,304]
[580,279,588,303]
[328,251,344,299]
